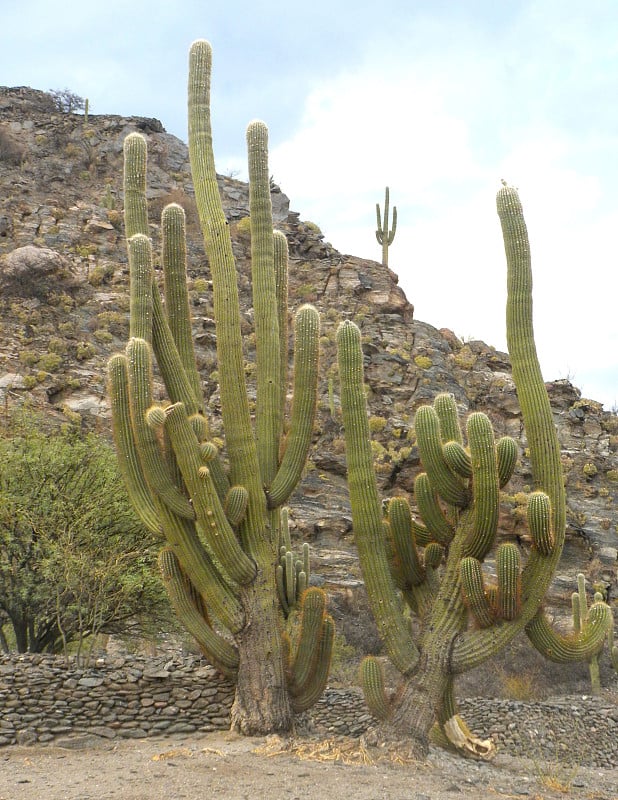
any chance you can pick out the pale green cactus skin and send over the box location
[107,40,332,735]
[375,186,397,266]
[338,185,611,759]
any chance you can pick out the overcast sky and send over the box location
[3,1,617,410]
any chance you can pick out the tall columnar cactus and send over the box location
[375,186,397,266]
[107,40,333,735]
[337,185,611,758]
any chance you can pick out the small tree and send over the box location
[0,411,169,657]
[48,88,86,114]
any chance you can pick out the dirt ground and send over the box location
[0,731,616,800]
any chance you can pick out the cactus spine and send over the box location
[107,40,332,735]
[375,186,397,266]
[337,184,610,759]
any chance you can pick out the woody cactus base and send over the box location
[337,185,610,759]
[107,40,332,735]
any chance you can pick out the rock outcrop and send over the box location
[0,86,616,634]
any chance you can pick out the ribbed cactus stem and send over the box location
[123,132,149,238]
[360,657,391,721]
[161,203,203,405]
[267,304,320,506]
[337,319,418,675]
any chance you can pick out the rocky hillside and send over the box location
[0,86,616,638]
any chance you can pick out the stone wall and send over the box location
[1,654,617,768]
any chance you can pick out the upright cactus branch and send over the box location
[375,186,397,266]
[107,40,331,735]
[338,184,610,759]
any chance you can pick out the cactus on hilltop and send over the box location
[107,40,332,735]
[375,186,397,266]
[337,185,611,759]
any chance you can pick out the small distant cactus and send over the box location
[571,573,612,692]
[375,186,397,266]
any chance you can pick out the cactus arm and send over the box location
[289,615,334,713]
[463,413,499,560]
[125,337,195,520]
[123,132,149,239]
[267,304,320,507]
[161,202,204,406]
[496,436,518,487]
[443,441,472,478]
[127,234,154,343]
[526,602,611,663]
[274,230,289,432]
[460,557,494,628]
[161,402,257,585]
[387,497,425,587]
[337,319,418,675]
[188,41,262,520]
[159,548,239,678]
[414,405,469,508]
[287,588,334,712]
[107,354,160,533]
[247,120,281,487]
[360,656,391,721]
[496,543,521,620]
[414,473,454,545]
[154,497,244,633]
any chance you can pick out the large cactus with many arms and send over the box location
[337,184,611,758]
[375,186,397,266]
[107,40,333,734]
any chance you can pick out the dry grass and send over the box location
[253,734,423,766]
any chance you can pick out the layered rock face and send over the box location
[0,86,616,631]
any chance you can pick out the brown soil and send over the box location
[0,731,616,800]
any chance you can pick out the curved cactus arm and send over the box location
[107,354,160,533]
[224,485,249,526]
[155,497,244,633]
[159,547,239,679]
[267,304,320,507]
[414,405,469,508]
[496,436,518,488]
[161,202,204,406]
[414,473,454,545]
[360,656,391,721]
[123,132,149,239]
[443,441,472,479]
[462,413,499,560]
[161,402,257,586]
[337,319,418,675]
[287,588,330,694]
[526,602,611,663]
[290,615,334,713]
[125,337,195,520]
[247,119,281,486]
[387,497,425,587]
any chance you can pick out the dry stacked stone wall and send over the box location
[1,654,617,768]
